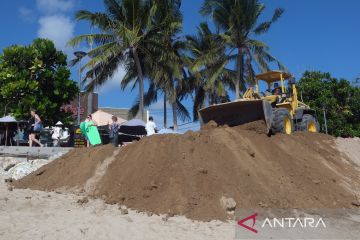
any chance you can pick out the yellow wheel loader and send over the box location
[198,71,320,134]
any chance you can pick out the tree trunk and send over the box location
[4,101,12,117]
[4,105,7,117]
[132,47,145,120]
[235,48,243,99]
[163,91,167,129]
[172,101,178,131]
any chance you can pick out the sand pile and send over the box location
[13,145,116,191]
[14,123,360,221]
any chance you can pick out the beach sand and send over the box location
[0,175,234,240]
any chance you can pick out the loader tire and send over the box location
[271,108,294,135]
[300,114,320,133]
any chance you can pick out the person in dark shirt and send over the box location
[272,83,282,95]
[29,109,43,147]
[109,116,120,147]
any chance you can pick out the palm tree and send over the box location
[151,0,190,130]
[151,39,190,130]
[122,40,191,131]
[186,22,235,120]
[68,0,166,120]
[121,0,190,130]
[201,0,286,99]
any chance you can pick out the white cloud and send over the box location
[35,0,76,53]
[36,0,75,14]
[34,0,125,98]
[38,15,75,52]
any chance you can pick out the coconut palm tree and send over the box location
[151,39,190,130]
[122,42,191,131]
[68,0,166,120]
[150,0,190,130]
[122,36,191,130]
[201,0,286,99]
[121,0,190,130]
[186,22,235,120]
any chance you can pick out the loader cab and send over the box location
[254,71,292,97]
[243,70,293,103]
[253,71,299,117]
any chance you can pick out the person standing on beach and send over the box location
[146,116,157,136]
[84,114,98,147]
[29,109,44,147]
[83,114,102,147]
[109,116,120,147]
[51,121,63,147]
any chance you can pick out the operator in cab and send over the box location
[272,82,282,95]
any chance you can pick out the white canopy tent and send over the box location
[0,115,17,123]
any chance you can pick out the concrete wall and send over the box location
[0,146,72,159]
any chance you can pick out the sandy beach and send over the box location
[0,175,234,240]
[1,134,360,239]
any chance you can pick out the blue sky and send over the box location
[1,0,360,131]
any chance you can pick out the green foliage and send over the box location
[123,0,191,127]
[201,0,285,98]
[70,0,189,127]
[0,39,79,125]
[186,22,234,120]
[298,71,360,137]
[68,0,172,119]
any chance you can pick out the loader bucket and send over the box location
[198,100,273,132]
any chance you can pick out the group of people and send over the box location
[109,116,157,147]
[26,109,65,147]
[23,108,158,148]
[108,115,157,145]
[24,110,102,148]
[80,114,127,147]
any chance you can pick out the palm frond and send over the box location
[75,10,114,30]
[253,8,284,35]
[67,34,115,48]
[68,57,82,68]
[128,83,159,118]
[175,98,190,122]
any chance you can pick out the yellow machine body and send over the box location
[199,71,319,134]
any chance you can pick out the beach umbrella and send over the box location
[0,115,17,146]
[91,110,126,126]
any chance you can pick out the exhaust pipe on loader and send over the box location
[198,100,273,133]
